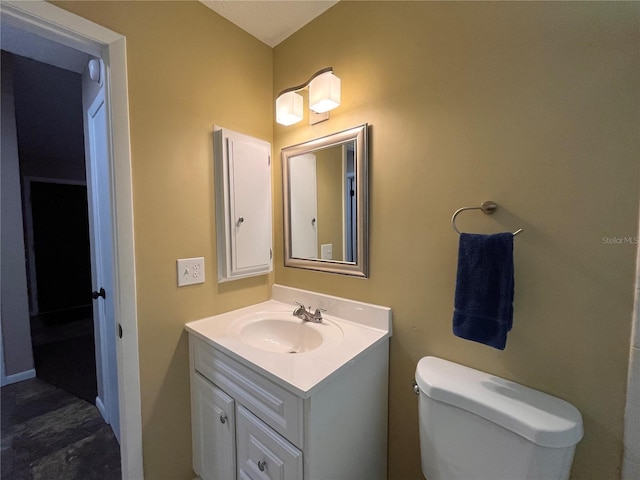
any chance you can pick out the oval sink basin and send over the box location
[227,313,343,354]
[240,319,322,353]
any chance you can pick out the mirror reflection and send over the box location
[282,124,368,277]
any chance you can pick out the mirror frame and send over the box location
[282,124,369,277]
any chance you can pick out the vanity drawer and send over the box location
[194,338,303,448]
[236,405,303,480]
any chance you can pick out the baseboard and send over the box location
[95,395,110,424]
[1,368,36,387]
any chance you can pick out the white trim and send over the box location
[0,2,144,479]
[2,368,36,387]
[95,394,108,422]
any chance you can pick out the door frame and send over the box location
[0,1,143,478]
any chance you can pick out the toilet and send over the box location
[415,357,584,480]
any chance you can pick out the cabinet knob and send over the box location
[219,413,227,424]
[237,216,244,226]
[257,460,266,472]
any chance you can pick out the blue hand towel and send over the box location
[453,232,514,350]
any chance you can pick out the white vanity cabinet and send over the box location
[189,335,389,480]
[214,126,272,283]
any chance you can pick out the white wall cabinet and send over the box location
[189,335,388,480]
[214,126,272,282]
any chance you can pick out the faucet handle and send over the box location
[313,307,326,322]
[293,301,310,316]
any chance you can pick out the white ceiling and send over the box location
[200,0,339,47]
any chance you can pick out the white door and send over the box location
[86,87,120,442]
[289,153,318,259]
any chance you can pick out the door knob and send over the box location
[92,288,106,300]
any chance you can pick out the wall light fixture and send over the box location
[276,67,341,126]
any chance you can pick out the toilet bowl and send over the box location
[415,357,583,480]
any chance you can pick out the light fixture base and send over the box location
[309,110,329,125]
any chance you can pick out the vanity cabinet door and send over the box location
[192,373,236,480]
[236,406,303,480]
[214,126,272,282]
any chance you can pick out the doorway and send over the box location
[6,49,101,408]
[0,2,142,478]
[26,178,98,405]
[29,181,92,314]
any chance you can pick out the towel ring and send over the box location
[451,201,523,236]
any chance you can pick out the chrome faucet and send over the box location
[293,302,324,323]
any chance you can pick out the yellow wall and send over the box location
[52,2,273,478]
[274,2,639,479]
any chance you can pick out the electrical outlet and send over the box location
[321,244,333,260]
[177,257,205,286]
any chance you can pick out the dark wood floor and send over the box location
[29,306,98,404]
[1,376,121,479]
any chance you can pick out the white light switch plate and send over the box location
[321,244,333,260]
[177,257,205,286]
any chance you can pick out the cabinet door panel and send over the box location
[192,373,236,480]
[236,406,303,480]
[229,137,272,272]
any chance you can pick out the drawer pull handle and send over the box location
[219,413,227,424]
[258,460,266,472]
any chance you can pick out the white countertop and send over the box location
[185,285,392,397]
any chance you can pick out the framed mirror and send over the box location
[282,124,368,277]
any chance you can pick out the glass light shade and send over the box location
[309,72,341,114]
[276,91,303,126]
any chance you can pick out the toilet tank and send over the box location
[415,357,583,480]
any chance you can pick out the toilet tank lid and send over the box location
[415,357,584,448]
